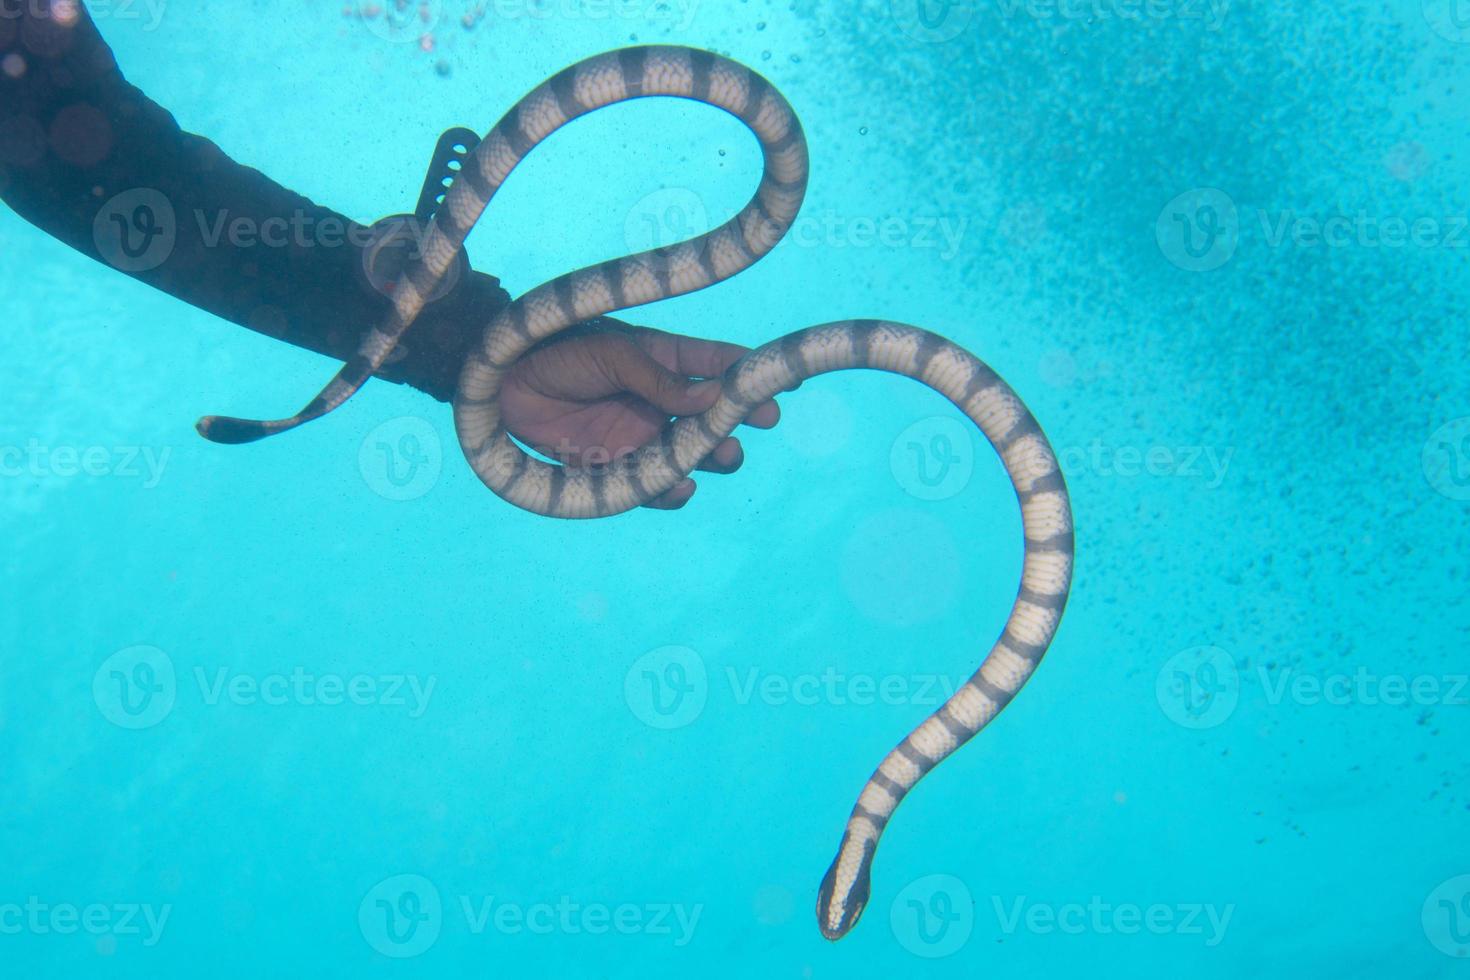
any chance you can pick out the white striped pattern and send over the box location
[443,50,1074,942]
[204,45,1074,943]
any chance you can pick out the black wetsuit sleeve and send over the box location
[0,1,512,403]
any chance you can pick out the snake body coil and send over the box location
[196,46,1074,941]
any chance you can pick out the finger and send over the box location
[606,342,723,417]
[643,478,697,510]
[695,438,744,475]
[631,327,752,379]
[743,400,781,429]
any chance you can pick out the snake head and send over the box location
[816,835,874,940]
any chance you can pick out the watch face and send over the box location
[361,213,463,306]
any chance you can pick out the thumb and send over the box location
[607,344,721,416]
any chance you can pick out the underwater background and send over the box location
[2,0,1469,976]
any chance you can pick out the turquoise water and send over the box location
[3,0,1469,976]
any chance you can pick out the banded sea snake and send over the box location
[195,46,1075,941]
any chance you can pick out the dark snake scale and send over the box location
[195,46,1075,941]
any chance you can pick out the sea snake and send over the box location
[195,46,1074,941]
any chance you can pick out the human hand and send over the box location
[498,321,783,510]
